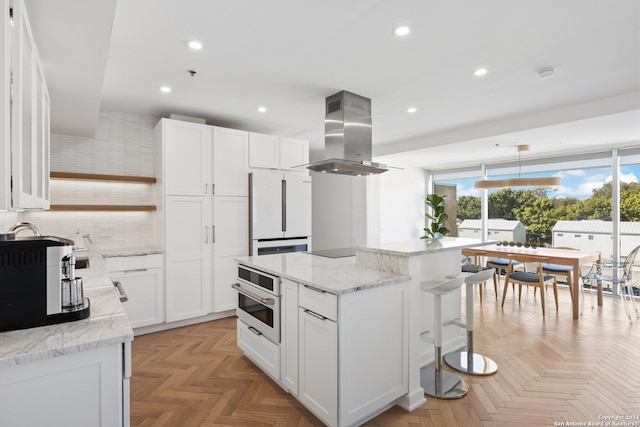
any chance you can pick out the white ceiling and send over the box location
[25,0,640,170]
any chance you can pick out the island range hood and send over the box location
[306,91,388,176]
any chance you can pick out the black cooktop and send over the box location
[306,247,356,258]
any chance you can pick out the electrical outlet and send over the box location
[99,226,113,237]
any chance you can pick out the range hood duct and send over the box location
[307,91,388,176]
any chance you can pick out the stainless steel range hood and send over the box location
[306,91,388,176]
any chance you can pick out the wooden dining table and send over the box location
[462,244,601,319]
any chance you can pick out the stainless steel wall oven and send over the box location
[233,265,280,343]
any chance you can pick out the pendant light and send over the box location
[474,144,561,189]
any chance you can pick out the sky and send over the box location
[442,166,640,200]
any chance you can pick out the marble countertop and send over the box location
[235,252,410,294]
[0,276,133,368]
[357,237,496,257]
[102,247,163,258]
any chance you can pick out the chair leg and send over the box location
[493,274,498,297]
[553,280,559,310]
[518,284,523,304]
[540,283,546,316]
[501,279,509,308]
[479,283,483,304]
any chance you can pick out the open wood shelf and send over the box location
[50,171,156,183]
[50,204,156,212]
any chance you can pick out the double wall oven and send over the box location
[232,265,280,344]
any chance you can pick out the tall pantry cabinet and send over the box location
[154,118,248,322]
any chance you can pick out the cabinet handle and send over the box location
[205,226,208,243]
[281,179,287,232]
[113,281,129,303]
[304,309,327,321]
[248,326,262,336]
[303,284,326,293]
[212,225,216,243]
[123,268,148,273]
[204,183,208,194]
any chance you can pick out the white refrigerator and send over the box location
[249,171,312,255]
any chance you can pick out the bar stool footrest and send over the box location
[444,350,498,376]
[420,368,469,399]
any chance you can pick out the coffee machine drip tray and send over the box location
[48,298,90,325]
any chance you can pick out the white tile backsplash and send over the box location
[0,111,162,252]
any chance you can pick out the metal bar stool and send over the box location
[420,276,469,399]
[444,268,499,376]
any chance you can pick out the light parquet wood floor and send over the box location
[130,283,640,427]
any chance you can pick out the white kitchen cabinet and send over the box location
[279,137,309,171]
[299,304,338,426]
[280,278,299,396]
[213,126,248,196]
[0,342,130,427]
[212,195,248,312]
[237,319,280,380]
[2,0,49,211]
[234,274,409,427]
[248,132,279,169]
[249,133,309,172]
[106,254,164,330]
[0,0,9,209]
[160,119,212,196]
[164,195,212,322]
[34,60,49,209]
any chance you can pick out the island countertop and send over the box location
[235,252,411,294]
[0,272,133,368]
[357,237,495,257]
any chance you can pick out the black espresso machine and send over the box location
[0,234,90,332]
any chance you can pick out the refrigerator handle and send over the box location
[282,179,287,232]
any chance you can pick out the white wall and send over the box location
[370,167,426,244]
[312,173,367,250]
[312,166,426,249]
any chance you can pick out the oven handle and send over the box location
[231,283,275,305]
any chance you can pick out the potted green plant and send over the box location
[422,193,449,239]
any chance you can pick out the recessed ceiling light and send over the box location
[257,106,267,113]
[159,86,171,93]
[393,25,410,37]
[188,40,203,50]
[407,107,417,114]
[473,68,488,77]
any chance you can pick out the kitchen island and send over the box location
[0,271,133,427]
[235,237,489,427]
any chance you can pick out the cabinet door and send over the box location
[0,0,10,210]
[165,196,212,322]
[299,308,337,426]
[213,127,248,196]
[34,61,49,209]
[212,196,248,312]
[284,173,312,238]
[111,268,164,329]
[280,279,299,395]
[279,138,309,171]
[248,132,279,169]
[163,119,212,196]
[10,0,36,209]
[0,344,124,427]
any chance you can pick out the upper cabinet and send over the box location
[213,126,249,196]
[279,137,309,170]
[0,0,10,209]
[1,0,50,210]
[249,132,308,173]
[159,119,212,197]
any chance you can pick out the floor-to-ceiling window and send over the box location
[430,150,640,297]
